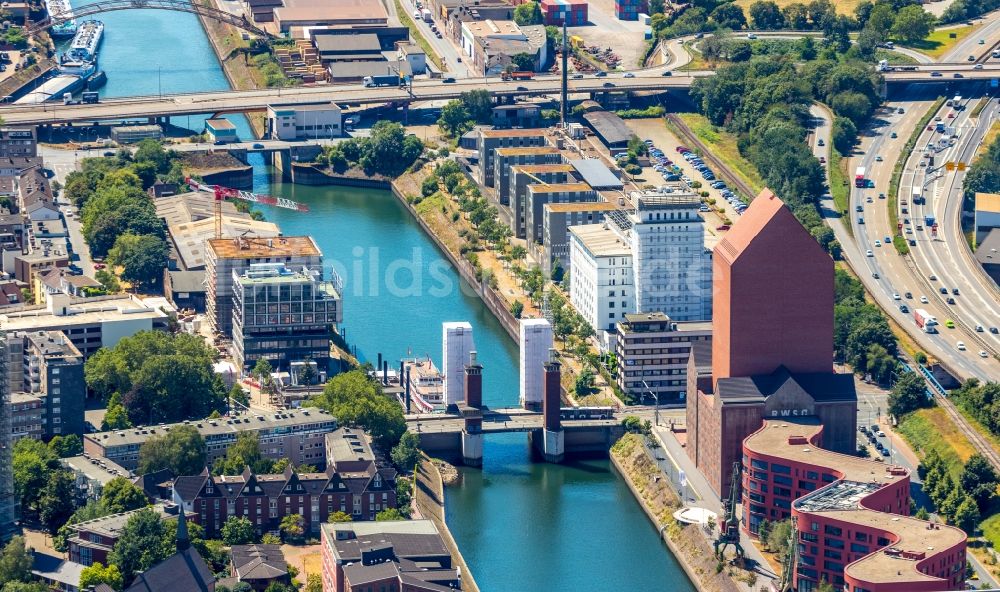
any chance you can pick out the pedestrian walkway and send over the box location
[651,425,778,588]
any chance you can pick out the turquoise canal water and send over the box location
[80,10,696,587]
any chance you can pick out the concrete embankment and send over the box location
[414,456,480,592]
[610,434,744,592]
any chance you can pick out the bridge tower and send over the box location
[459,351,484,467]
[540,348,564,463]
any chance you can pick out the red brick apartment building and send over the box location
[743,418,966,592]
[687,190,857,497]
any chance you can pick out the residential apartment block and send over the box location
[568,224,634,333]
[509,164,574,238]
[476,129,547,187]
[542,201,617,277]
[524,182,598,245]
[492,146,562,207]
[83,408,336,470]
[0,127,37,158]
[69,503,193,567]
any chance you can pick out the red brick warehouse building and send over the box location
[686,190,858,497]
[743,418,966,592]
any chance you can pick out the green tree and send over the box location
[865,2,895,41]
[279,514,305,543]
[48,434,83,458]
[376,508,406,521]
[513,1,543,25]
[102,403,133,430]
[437,100,471,137]
[313,369,406,449]
[510,300,524,318]
[261,533,282,545]
[108,232,169,289]
[214,431,274,475]
[133,139,172,173]
[511,52,536,72]
[101,477,149,514]
[396,478,413,517]
[304,574,323,592]
[108,508,171,583]
[0,537,32,587]
[12,438,59,518]
[709,3,746,28]
[221,516,256,546]
[230,384,250,411]
[915,506,929,520]
[890,4,933,43]
[39,469,77,534]
[328,511,353,523]
[1,583,49,592]
[767,519,793,557]
[888,372,929,417]
[460,89,494,124]
[574,368,595,398]
[959,454,1000,512]
[137,424,206,475]
[390,431,422,471]
[831,116,857,155]
[748,0,785,28]
[954,494,981,534]
[756,519,771,545]
[79,562,124,591]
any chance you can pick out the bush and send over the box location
[421,176,438,197]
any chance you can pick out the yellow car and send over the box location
[945,319,955,329]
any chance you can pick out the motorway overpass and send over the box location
[7,65,1000,127]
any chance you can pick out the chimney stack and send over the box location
[543,348,561,432]
[464,351,482,409]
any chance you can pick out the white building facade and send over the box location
[518,318,553,410]
[442,322,475,406]
[568,224,634,334]
[613,192,712,321]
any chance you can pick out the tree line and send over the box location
[919,450,999,534]
[833,269,900,383]
[317,121,424,177]
[950,380,1000,439]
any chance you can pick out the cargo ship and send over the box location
[46,0,77,37]
[401,357,446,413]
[68,20,103,62]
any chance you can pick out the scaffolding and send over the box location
[0,332,16,540]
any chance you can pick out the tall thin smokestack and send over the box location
[405,366,412,414]
[561,20,568,128]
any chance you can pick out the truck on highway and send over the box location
[925,214,936,226]
[82,91,99,104]
[421,8,432,21]
[993,50,1000,58]
[855,166,867,188]
[935,122,946,133]
[362,75,401,88]
[501,70,535,81]
[914,309,938,333]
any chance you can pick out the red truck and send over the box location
[913,308,938,333]
[501,70,534,81]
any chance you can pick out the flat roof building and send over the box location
[582,111,634,150]
[83,407,336,470]
[975,227,1000,285]
[0,127,36,158]
[493,146,562,206]
[614,312,711,405]
[974,192,1000,245]
[743,418,965,592]
[541,200,616,277]
[509,163,574,239]
[206,236,323,337]
[477,128,548,188]
[569,224,634,333]
[273,0,388,32]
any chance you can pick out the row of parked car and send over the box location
[639,139,749,219]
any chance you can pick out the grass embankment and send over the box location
[897,407,975,478]
[874,49,918,65]
[900,25,977,59]
[888,96,945,254]
[829,150,850,218]
[678,42,712,72]
[394,0,445,71]
[971,98,988,118]
[671,113,766,195]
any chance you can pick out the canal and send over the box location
[74,9,696,589]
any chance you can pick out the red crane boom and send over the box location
[185,177,310,238]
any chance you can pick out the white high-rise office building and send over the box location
[442,322,475,406]
[519,318,553,410]
[612,191,712,321]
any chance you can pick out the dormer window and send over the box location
[374,475,381,488]
[206,485,214,494]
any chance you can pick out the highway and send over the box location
[900,91,1000,359]
[6,64,1000,126]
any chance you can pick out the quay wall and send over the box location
[414,455,480,592]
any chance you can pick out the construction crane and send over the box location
[185,177,310,239]
[714,461,745,561]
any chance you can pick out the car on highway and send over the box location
[516,86,528,91]
[991,327,1000,334]
[947,297,956,305]
[897,107,905,114]
[602,82,615,88]
[874,240,882,247]
[968,55,976,61]
[872,272,880,279]
[892,293,900,300]
[879,193,886,200]
[884,235,891,243]
[856,205,864,212]
[929,274,937,281]
[976,324,984,332]
[954,73,963,78]
[875,155,883,162]
[661,71,672,77]
[623,72,635,78]
[866,249,874,257]
[904,292,912,299]
[442,77,456,83]
[867,196,874,203]
[572,73,584,79]
[945,319,955,328]
[858,216,865,224]
[957,342,967,351]
[817,138,824,146]
[881,448,890,457]
[952,288,959,295]
[931,71,942,77]
[939,287,948,294]
[908,238,917,246]
[890,132,897,138]
[716,224,730,231]
[981,39,986,44]
[981,351,990,358]
[948,112,955,118]
[595,71,607,77]
[920,295,929,303]
[252,143,265,149]
[975,64,985,70]
[899,304,909,313]
[103,151,115,157]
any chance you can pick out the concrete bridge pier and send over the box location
[537,349,564,463]
[460,352,484,467]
